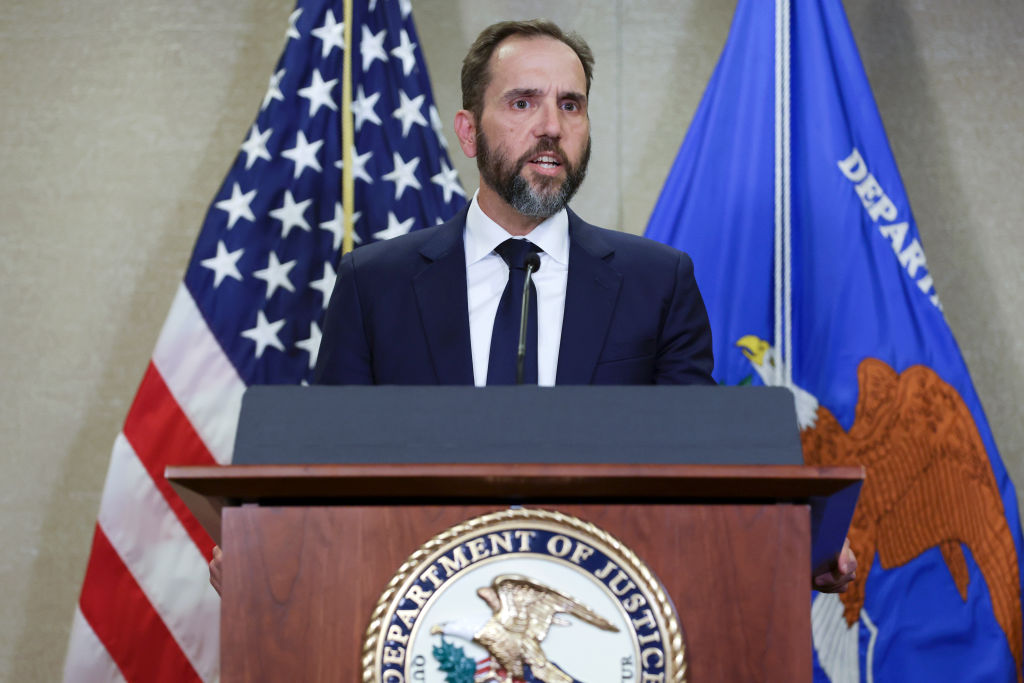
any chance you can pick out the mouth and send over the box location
[526,152,563,175]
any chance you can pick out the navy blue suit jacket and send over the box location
[313,207,714,385]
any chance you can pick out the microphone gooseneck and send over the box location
[516,253,542,384]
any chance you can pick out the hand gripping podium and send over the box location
[168,386,862,682]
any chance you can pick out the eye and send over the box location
[561,101,578,112]
[512,99,529,110]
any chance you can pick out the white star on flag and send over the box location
[382,151,421,200]
[294,321,323,369]
[252,251,297,299]
[319,202,362,250]
[269,189,312,237]
[241,310,286,358]
[281,130,324,179]
[431,159,465,204]
[390,30,418,77]
[215,182,257,228]
[335,147,373,184]
[285,8,302,40]
[352,85,382,131]
[360,25,389,71]
[240,124,273,169]
[311,9,344,59]
[429,105,448,149]
[200,240,244,287]
[298,68,338,117]
[398,0,412,19]
[393,90,427,137]
[374,211,416,241]
[262,68,286,110]
[309,261,337,309]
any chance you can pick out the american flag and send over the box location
[62,0,465,680]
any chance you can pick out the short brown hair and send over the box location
[461,19,595,120]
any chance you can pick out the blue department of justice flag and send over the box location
[646,0,1024,680]
[64,1,465,680]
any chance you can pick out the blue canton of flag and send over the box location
[647,0,1024,681]
[187,0,466,386]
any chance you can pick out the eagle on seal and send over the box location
[431,574,618,683]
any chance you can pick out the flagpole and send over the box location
[341,0,355,255]
[773,0,793,387]
[782,0,792,389]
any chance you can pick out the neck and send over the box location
[475,183,544,236]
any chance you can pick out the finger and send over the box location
[209,546,223,596]
[814,565,856,593]
[838,540,857,575]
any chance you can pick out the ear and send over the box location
[454,109,477,158]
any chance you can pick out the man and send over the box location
[211,19,856,594]
[313,19,716,387]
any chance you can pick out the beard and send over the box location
[475,131,591,219]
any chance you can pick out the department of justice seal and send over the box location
[363,508,685,683]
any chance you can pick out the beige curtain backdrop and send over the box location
[2,0,1021,678]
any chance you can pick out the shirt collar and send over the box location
[464,190,570,266]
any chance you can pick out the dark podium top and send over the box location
[233,385,805,466]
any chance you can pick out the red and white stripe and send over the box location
[474,656,494,681]
[64,285,246,682]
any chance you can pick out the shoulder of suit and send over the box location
[345,206,467,271]
[343,223,453,274]
[572,216,694,268]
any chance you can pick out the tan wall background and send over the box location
[2,0,1021,679]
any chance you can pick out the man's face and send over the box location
[470,36,591,219]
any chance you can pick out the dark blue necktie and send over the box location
[487,239,542,385]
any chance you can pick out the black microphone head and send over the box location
[524,252,542,272]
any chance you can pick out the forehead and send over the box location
[485,35,586,98]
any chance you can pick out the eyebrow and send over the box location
[560,91,587,106]
[503,88,543,102]
[502,88,588,106]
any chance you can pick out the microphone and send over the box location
[516,252,542,384]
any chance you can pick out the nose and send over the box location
[534,99,562,139]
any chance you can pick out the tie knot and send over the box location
[494,238,542,270]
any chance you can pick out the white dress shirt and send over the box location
[464,193,569,386]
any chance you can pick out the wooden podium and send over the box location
[169,461,863,682]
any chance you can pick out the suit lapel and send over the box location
[412,208,475,384]
[556,211,622,384]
